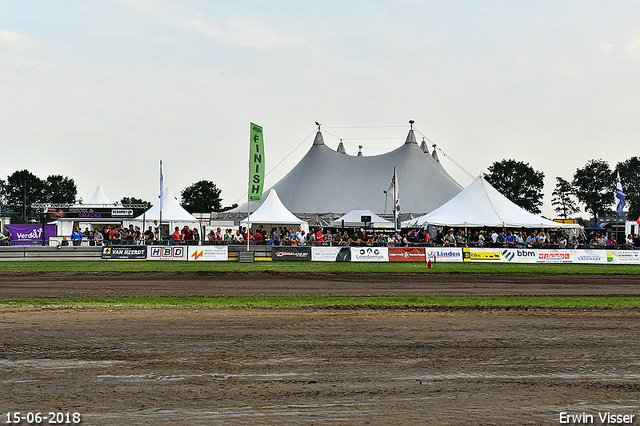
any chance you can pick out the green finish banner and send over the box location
[249,123,265,202]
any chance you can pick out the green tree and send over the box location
[120,197,152,216]
[551,177,579,219]
[572,159,614,222]
[45,175,78,204]
[4,170,47,222]
[616,157,640,220]
[483,159,545,214]
[181,180,223,213]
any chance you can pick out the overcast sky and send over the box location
[2,0,639,217]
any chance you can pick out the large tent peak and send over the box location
[404,129,417,145]
[313,130,325,146]
[337,139,346,154]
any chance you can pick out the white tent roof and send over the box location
[78,186,115,207]
[406,177,575,229]
[231,128,462,216]
[134,187,198,222]
[330,209,394,229]
[240,189,307,227]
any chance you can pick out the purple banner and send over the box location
[7,224,56,245]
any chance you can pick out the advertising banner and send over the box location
[47,207,134,219]
[570,250,610,264]
[7,224,56,245]
[388,247,426,262]
[425,248,464,262]
[249,122,265,202]
[605,250,640,264]
[350,247,389,262]
[102,245,147,260]
[271,246,311,261]
[462,248,501,262]
[311,246,342,261]
[500,248,572,263]
[188,245,228,261]
[147,245,188,261]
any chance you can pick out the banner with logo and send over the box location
[462,248,501,262]
[312,246,342,261]
[102,246,147,260]
[605,250,640,264]
[6,224,56,245]
[249,122,265,202]
[271,246,311,261]
[188,245,228,261]
[425,248,464,262]
[389,247,426,262]
[500,248,572,263]
[47,207,134,219]
[350,247,389,262]
[147,245,188,261]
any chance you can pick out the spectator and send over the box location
[71,227,83,246]
[171,227,181,245]
[0,226,11,245]
[94,229,103,246]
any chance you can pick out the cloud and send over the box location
[0,28,35,51]
[109,0,304,49]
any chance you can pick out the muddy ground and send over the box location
[1,273,640,425]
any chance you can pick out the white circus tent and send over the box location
[129,187,200,234]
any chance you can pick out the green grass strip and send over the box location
[1,296,640,309]
[1,261,640,274]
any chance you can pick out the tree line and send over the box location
[0,170,235,223]
[484,157,640,222]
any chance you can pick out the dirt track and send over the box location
[2,273,640,425]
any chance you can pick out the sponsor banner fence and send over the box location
[7,224,56,245]
[500,248,572,263]
[188,245,228,261]
[350,247,389,262]
[425,248,464,262]
[389,247,426,262]
[312,246,342,262]
[102,245,147,260]
[271,246,311,261]
[147,245,188,261]
[605,250,640,264]
[462,248,501,262]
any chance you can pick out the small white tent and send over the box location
[406,177,577,229]
[130,187,200,233]
[84,186,115,206]
[330,209,394,229]
[240,189,308,233]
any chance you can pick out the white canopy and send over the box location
[240,189,308,232]
[85,186,114,205]
[330,209,394,229]
[406,177,576,229]
[134,187,198,223]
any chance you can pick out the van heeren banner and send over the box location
[350,247,389,262]
[147,246,188,261]
[271,246,311,261]
[102,246,147,260]
[188,245,228,261]
[389,247,426,262]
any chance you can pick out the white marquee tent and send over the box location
[240,189,309,233]
[405,177,578,229]
[129,187,200,233]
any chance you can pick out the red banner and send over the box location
[388,247,426,262]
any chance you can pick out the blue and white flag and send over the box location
[160,160,164,212]
[616,171,625,217]
[389,168,401,231]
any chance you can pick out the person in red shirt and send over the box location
[171,227,181,245]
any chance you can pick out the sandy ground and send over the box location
[1,273,640,425]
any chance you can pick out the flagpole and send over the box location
[159,160,163,244]
[247,123,251,252]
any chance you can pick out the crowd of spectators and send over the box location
[52,222,640,250]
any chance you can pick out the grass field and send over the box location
[1,260,640,274]
[2,295,640,309]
